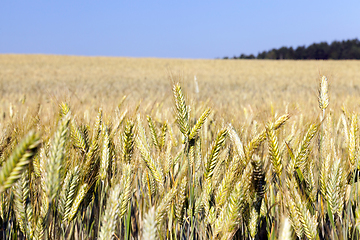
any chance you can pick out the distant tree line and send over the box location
[223,38,360,60]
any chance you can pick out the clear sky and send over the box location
[1,1,359,59]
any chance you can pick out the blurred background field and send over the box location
[1,54,360,124]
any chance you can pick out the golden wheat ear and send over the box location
[318,76,329,111]
[251,155,265,213]
[246,113,290,161]
[266,121,283,179]
[99,125,110,181]
[43,115,70,202]
[348,113,358,166]
[122,120,135,164]
[173,83,190,139]
[155,186,177,225]
[13,171,33,237]
[70,120,88,153]
[65,183,88,222]
[147,115,160,151]
[59,102,70,117]
[204,128,227,181]
[136,115,164,192]
[287,123,318,175]
[286,178,318,240]
[214,161,252,238]
[189,108,211,141]
[0,131,40,193]
[59,166,81,221]
[93,108,103,141]
[174,176,187,224]
[118,164,133,220]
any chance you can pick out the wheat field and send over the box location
[1,55,360,239]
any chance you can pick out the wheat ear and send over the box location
[158,121,167,151]
[118,164,133,219]
[0,131,40,193]
[99,126,110,181]
[93,108,103,141]
[122,120,135,163]
[43,115,70,201]
[147,115,160,150]
[99,184,122,240]
[173,83,190,138]
[287,178,318,240]
[142,207,156,240]
[175,176,187,224]
[318,76,329,114]
[136,115,164,192]
[155,186,177,225]
[279,216,292,240]
[70,120,88,152]
[285,194,304,239]
[252,155,265,212]
[13,171,32,236]
[61,166,81,222]
[246,114,289,160]
[348,113,358,166]
[189,108,211,140]
[204,128,227,181]
[215,155,242,208]
[214,161,252,237]
[66,183,88,222]
[227,123,245,161]
[83,139,100,183]
[326,158,345,217]
[248,206,259,238]
[266,122,283,179]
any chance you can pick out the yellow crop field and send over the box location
[1,55,360,118]
[1,54,360,239]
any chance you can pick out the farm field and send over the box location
[1,55,360,120]
[1,54,360,239]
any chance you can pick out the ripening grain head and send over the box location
[318,76,329,110]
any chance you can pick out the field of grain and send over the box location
[1,55,360,239]
[2,55,360,119]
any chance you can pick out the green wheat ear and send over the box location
[0,131,40,193]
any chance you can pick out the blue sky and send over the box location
[1,1,359,59]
